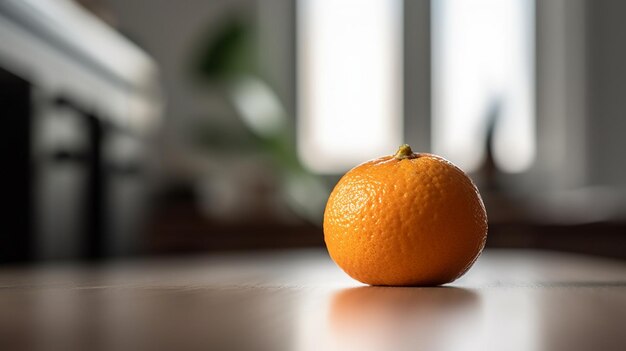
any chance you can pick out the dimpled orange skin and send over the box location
[323,145,488,286]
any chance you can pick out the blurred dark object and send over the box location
[0,0,161,262]
[475,89,626,260]
[488,221,626,260]
[145,182,323,254]
[0,68,33,262]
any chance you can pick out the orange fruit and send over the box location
[323,144,487,286]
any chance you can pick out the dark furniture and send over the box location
[0,0,160,262]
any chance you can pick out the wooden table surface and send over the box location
[0,249,625,351]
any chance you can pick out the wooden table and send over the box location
[0,249,625,351]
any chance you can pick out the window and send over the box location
[297,0,403,174]
[432,0,535,173]
[297,0,535,174]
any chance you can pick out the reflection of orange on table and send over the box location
[328,287,480,350]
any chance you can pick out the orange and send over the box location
[323,144,487,286]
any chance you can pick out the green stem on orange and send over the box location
[394,144,416,160]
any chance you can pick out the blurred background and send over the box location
[1,0,625,263]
